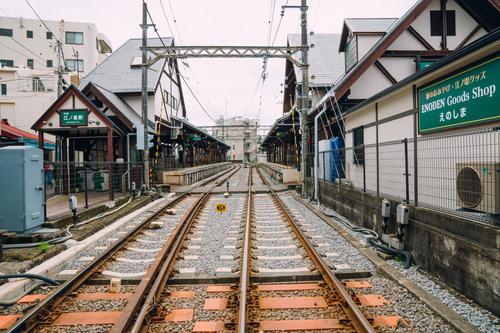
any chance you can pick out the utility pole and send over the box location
[141,0,150,189]
[73,49,80,83]
[56,40,63,97]
[300,0,309,195]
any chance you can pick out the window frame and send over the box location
[0,59,14,67]
[46,59,53,68]
[27,59,34,69]
[352,126,365,165]
[1,84,7,95]
[46,31,52,39]
[65,31,84,45]
[66,58,84,72]
[0,28,13,37]
[26,30,33,38]
[430,10,456,37]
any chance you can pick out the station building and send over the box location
[261,33,345,168]
[262,0,500,315]
[32,37,228,202]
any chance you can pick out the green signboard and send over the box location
[60,109,88,126]
[418,57,499,133]
[418,60,435,71]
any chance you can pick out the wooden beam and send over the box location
[441,0,448,50]
[333,0,434,100]
[374,61,397,84]
[38,131,44,150]
[456,24,483,49]
[107,128,114,201]
[407,26,435,51]
[382,50,452,57]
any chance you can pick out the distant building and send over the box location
[211,116,259,162]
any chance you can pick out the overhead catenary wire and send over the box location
[155,0,218,121]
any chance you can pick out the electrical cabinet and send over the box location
[0,146,45,232]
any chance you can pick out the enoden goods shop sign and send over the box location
[418,56,499,133]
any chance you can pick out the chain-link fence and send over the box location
[316,126,499,224]
[44,161,144,217]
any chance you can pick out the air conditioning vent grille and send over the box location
[456,166,482,208]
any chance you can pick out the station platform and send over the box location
[46,191,127,220]
[260,162,300,184]
[157,162,232,187]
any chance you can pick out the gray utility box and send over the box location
[0,146,45,233]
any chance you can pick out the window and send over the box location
[46,31,52,39]
[26,30,33,38]
[46,59,53,68]
[352,126,364,165]
[1,84,7,95]
[65,31,83,45]
[430,10,456,36]
[27,59,34,69]
[66,59,84,72]
[0,59,14,67]
[0,28,13,37]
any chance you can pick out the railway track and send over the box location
[2,164,453,332]
[4,165,241,333]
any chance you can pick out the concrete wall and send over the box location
[314,179,500,316]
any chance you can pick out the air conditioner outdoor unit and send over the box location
[456,163,500,214]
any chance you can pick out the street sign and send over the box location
[60,109,88,126]
[215,203,227,213]
[418,56,499,133]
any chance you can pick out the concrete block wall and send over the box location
[312,179,500,316]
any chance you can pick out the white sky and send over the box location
[1,0,417,126]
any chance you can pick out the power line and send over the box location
[8,35,47,64]
[152,0,218,122]
[271,0,290,46]
[0,41,47,67]
[180,74,215,122]
[24,0,68,69]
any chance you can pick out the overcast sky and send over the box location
[1,0,417,126]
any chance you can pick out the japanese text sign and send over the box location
[60,109,88,126]
[418,57,499,133]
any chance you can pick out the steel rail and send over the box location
[6,193,188,333]
[129,164,242,333]
[255,167,375,333]
[236,166,253,332]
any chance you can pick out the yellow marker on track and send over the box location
[216,203,227,213]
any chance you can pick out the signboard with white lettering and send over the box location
[60,109,88,127]
[418,57,499,133]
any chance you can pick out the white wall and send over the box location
[349,64,393,99]
[357,35,383,59]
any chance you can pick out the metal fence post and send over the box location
[403,138,410,204]
[322,152,326,181]
[84,163,89,208]
[362,145,366,192]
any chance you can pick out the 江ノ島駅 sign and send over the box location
[60,109,88,126]
[418,56,499,133]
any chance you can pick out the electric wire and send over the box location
[24,0,68,69]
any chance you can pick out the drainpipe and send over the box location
[314,104,327,201]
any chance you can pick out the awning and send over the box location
[1,120,54,150]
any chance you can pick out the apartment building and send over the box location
[0,16,112,76]
[0,16,111,137]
